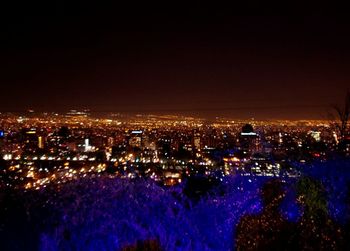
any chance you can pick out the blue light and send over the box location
[35,160,350,250]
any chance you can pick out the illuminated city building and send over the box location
[193,129,201,150]
[84,138,91,152]
[239,124,260,154]
[128,130,143,148]
[38,136,44,149]
[309,130,321,142]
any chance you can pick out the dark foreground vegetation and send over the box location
[1,159,350,251]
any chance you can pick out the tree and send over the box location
[330,90,350,140]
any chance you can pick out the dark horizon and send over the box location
[1,2,349,119]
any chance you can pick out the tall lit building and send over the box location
[239,124,260,153]
[193,130,201,150]
[38,136,44,149]
[84,138,91,152]
[128,130,143,148]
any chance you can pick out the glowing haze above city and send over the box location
[1,3,349,119]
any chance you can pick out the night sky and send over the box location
[1,2,349,119]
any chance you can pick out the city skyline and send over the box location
[2,3,350,251]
